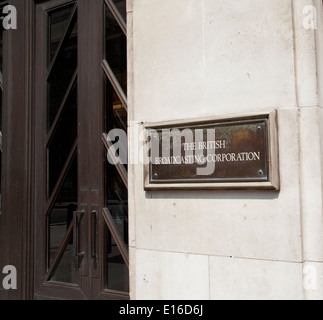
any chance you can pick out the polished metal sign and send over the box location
[144,112,279,190]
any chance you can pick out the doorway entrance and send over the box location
[33,0,129,300]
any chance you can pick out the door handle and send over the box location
[91,210,97,260]
[73,210,85,263]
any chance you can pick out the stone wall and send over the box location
[128,0,323,300]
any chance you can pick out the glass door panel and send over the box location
[105,4,127,94]
[46,3,79,285]
[111,0,127,22]
[0,14,3,214]
[34,0,129,300]
[48,157,78,284]
[34,2,84,299]
[102,1,129,295]
[49,5,75,63]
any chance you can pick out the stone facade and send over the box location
[128,0,323,300]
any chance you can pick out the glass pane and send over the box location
[46,5,78,286]
[47,85,77,196]
[105,5,127,94]
[0,88,2,132]
[105,80,127,132]
[49,5,74,63]
[48,157,78,284]
[50,244,77,284]
[0,25,3,212]
[104,81,128,292]
[106,164,128,216]
[48,19,77,129]
[104,0,128,294]
[0,27,3,73]
[106,227,129,292]
[104,78,128,292]
[105,163,128,291]
[111,0,127,22]
[0,89,2,211]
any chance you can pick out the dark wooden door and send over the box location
[33,0,129,300]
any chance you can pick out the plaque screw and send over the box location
[258,170,264,176]
[154,173,158,179]
[257,126,262,132]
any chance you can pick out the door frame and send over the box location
[33,0,129,300]
[33,0,87,300]
[0,0,129,301]
[0,0,34,300]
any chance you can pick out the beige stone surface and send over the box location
[293,0,319,108]
[128,0,323,300]
[132,0,204,123]
[316,0,323,107]
[204,0,296,114]
[132,0,297,124]
[299,107,323,262]
[209,256,304,300]
[134,249,210,300]
[303,261,323,300]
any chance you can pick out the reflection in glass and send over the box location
[48,19,77,129]
[49,6,74,63]
[50,245,77,284]
[106,228,129,292]
[105,80,128,290]
[104,76,128,292]
[46,6,79,286]
[0,87,2,131]
[104,11,129,289]
[105,80,127,132]
[48,86,77,196]
[0,26,3,212]
[111,0,127,22]
[48,157,78,284]
[105,164,129,292]
[0,89,2,211]
[105,5,127,94]
[0,27,3,73]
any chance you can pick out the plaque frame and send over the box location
[143,110,280,190]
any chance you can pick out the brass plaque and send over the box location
[144,113,279,190]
